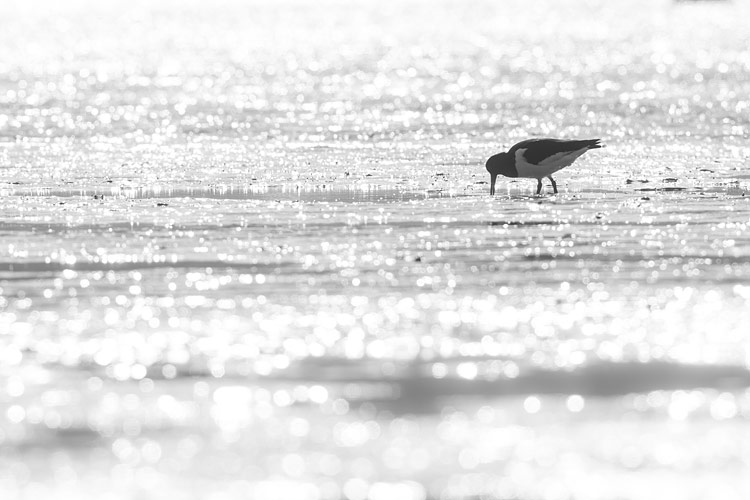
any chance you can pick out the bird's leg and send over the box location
[548,176,558,194]
[536,179,542,195]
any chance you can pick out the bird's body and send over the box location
[485,138,602,195]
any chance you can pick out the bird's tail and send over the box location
[585,139,603,149]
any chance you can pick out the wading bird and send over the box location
[485,138,602,195]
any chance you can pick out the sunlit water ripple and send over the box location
[1,0,750,499]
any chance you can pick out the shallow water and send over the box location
[2,0,750,499]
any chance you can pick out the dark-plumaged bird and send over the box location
[485,138,602,195]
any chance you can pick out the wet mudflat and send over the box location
[2,0,750,499]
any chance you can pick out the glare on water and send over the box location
[1,0,750,499]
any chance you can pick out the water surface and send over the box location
[1,0,750,499]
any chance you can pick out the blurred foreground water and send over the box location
[1,0,750,499]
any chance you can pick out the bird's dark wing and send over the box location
[509,138,601,165]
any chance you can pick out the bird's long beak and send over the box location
[490,173,497,196]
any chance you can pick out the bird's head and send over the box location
[485,152,515,195]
